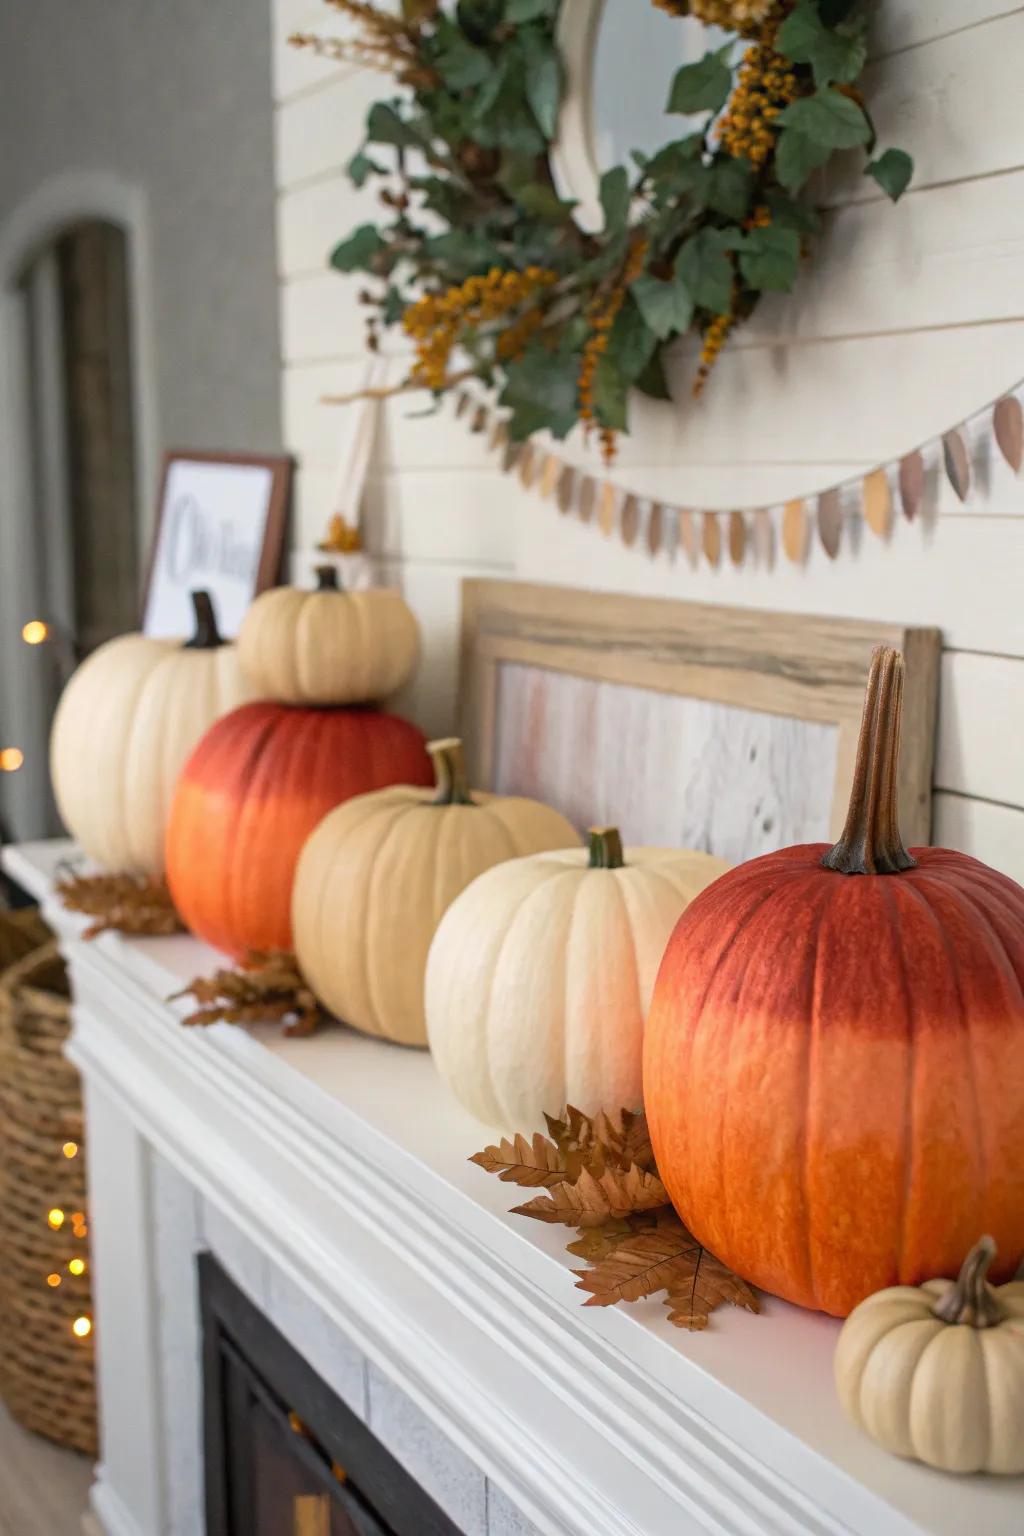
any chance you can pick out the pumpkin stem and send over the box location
[588,827,625,869]
[314,565,342,592]
[428,737,474,806]
[184,590,224,650]
[821,646,917,877]
[931,1236,1006,1329]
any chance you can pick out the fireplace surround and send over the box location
[6,838,1021,1536]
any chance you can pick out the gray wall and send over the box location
[0,0,282,460]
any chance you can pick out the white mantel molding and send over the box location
[7,841,1023,1536]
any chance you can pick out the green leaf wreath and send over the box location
[293,0,912,459]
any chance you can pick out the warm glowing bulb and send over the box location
[22,619,49,645]
[72,1316,92,1339]
[46,1273,61,1288]
[48,1208,65,1229]
[62,1141,79,1159]
[0,747,24,773]
[68,1258,86,1277]
[71,1212,85,1224]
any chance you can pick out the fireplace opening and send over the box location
[200,1255,462,1536]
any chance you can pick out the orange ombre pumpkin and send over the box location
[165,702,431,957]
[644,647,1024,1318]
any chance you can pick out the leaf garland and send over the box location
[57,870,184,940]
[295,0,912,460]
[472,1106,759,1330]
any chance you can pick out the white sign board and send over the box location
[143,454,288,639]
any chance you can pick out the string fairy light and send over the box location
[68,1258,86,1277]
[0,747,24,772]
[21,619,50,645]
[62,1141,79,1159]
[72,1316,92,1339]
[46,1273,62,1288]
[47,1208,65,1230]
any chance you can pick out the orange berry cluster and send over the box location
[579,237,649,462]
[694,309,735,397]
[403,266,556,391]
[652,0,780,39]
[717,19,800,169]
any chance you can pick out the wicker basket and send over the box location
[0,943,98,1456]
[0,907,51,972]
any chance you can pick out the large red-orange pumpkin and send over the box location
[165,702,431,956]
[644,647,1024,1318]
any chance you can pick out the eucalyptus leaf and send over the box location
[866,148,914,202]
[739,225,801,291]
[366,102,423,149]
[500,344,580,439]
[675,228,736,313]
[434,25,493,89]
[347,150,385,188]
[330,224,386,273]
[505,0,557,19]
[634,349,672,401]
[707,156,754,220]
[775,127,833,193]
[382,285,405,325]
[607,296,658,381]
[599,166,632,234]
[523,38,562,138]
[631,274,694,340]
[594,357,630,432]
[777,88,872,150]
[667,45,734,116]
[765,188,822,235]
[776,1,867,88]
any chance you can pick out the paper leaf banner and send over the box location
[449,380,1024,571]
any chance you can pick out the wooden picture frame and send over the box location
[142,449,292,639]
[459,579,941,846]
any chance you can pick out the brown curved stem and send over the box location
[428,738,474,806]
[184,590,224,650]
[821,646,916,876]
[315,565,342,592]
[588,827,625,869]
[931,1236,1005,1328]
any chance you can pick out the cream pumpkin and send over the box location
[292,738,579,1046]
[426,827,730,1129]
[835,1236,1024,1474]
[50,591,254,874]
[237,566,419,705]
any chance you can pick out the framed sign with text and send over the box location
[142,450,291,639]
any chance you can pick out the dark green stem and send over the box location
[315,565,341,592]
[588,827,625,869]
[931,1237,1005,1328]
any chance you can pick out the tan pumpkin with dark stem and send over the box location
[237,566,419,705]
[644,646,1024,1317]
[292,738,580,1046]
[50,591,255,874]
[835,1237,1024,1474]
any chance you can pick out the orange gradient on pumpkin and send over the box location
[643,843,1024,1318]
[165,701,432,958]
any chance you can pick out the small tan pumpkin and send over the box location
[50,591,254,874]
[426,828,730,1129]
[237,566,419,705]
[292,738,579,1046]
[835,1236,1024,1474]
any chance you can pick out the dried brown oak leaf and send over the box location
[469,1132,565,1189]
[573,1210,759,1331]
[57,871,184,939]
[511,1161,669,1228]
[171,949,323,1037]
[471,1104,760,1331]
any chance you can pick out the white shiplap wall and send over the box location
[272,1,1024,883]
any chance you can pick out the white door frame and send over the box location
[0,171,159,840]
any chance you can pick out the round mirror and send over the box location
[554,0,732,231]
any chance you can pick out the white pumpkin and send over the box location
[237,566,419,705]
[835,1236,1024,1474]
[50,591,254,874]
[425,827,731,1129]
[292,737,579,1047]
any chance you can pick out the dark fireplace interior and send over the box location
[200,1256,462,1536]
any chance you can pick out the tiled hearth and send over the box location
[7,840,1021,1536]
[152,1154,536,1536]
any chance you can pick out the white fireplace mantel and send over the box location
[6,839,1022,1536]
